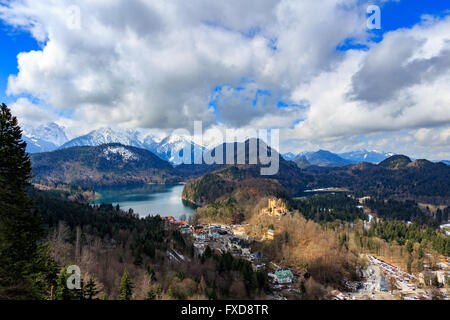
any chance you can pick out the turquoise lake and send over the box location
[91,184,195,220]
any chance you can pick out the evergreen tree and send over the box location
[118,269,133,300]
[84,278,99,300]
[155,285,163,300]
[146,286,156,300]
[299,280,307,300]
[54,266,82,300]
[406,240,413,254]
[0,103,57,299]
[146,266,156,282]
[418,245,425,259]
[432,274,441,288]
[208,283,217,300]
[406,258,412,274]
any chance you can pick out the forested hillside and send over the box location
[30,144,181,186]
[30,189,268,299]
[305,159,450,204]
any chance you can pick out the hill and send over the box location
[310,156,450,204]
[184,150,450,218]
[304,150,352,167]
[293,155,311,169]
[378,155,412,169]
[183,166,291,223]
[31,143,181,186]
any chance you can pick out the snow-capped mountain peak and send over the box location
[59,127,147,150]
[155,134,206,165]
[23,122,69,153]
[23,122,68,146]
[57,128,207,165]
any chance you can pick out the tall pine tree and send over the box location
[118,269,133,300]
[84,277,99,300]
[0,103,57,299]
[54,265,83,300]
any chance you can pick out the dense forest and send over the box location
[312,158,450,204]
[364,220,450,256]
[31,189,269,300]
[364,198,447,227]
[293,194,367,223]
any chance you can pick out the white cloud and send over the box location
[286,14,450,157]
[0,0,367,130]
[1,0,449,159]
[10,97,57,124]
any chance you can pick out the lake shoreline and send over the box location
[91,184,195,220]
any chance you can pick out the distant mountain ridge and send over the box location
[24,125,449,168]
[29,139,450,204]
[59,128,205,165]
[59,127,148,150]
[286,149,395,168]
[338,149,395,164]
[303,150,352,167]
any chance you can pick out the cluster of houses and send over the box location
[161,216,188,227]
[163,215,302,298]
[228,237,251,255]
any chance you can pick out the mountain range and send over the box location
[183,147,450,208]
[24,125,204,165]
[29,137,450,206]
[23,124,449,167]
[284,149,397,167]
[339,149,395,163]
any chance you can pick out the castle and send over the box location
[261,198,289,217]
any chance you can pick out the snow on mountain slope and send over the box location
[102,146,139,162]
[155,134,206,165]
[338,149,395,164]
[59,127,207,165]
[59,128,147,150]
[23,123,69,153]
[282,152,297,161]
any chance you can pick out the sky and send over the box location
[0,0,449,159]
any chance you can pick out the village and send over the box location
[161,196,449,300]
[160,198,311,300]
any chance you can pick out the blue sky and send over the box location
[0,20,39,104]
[0,1,449,158]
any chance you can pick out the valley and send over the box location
[2,111,449,300]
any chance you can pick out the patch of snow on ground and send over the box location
[103,146,139,161]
